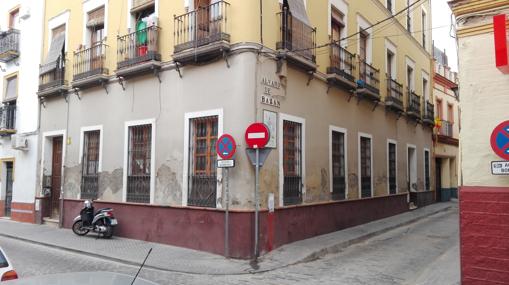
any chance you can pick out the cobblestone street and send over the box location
[0,205,459,285]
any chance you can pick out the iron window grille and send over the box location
[388,143,397,194]
[81,130,100,200]
[332,131,346,200]
[360,137,372,198]
[188,116,218,208]
[283,120,303,205]
[127,124,152,203]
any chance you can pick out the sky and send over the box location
[431,0,458,71]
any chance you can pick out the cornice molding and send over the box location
[449,0,509,17]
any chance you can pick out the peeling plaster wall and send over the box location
[39,52,257,209]
[257,59,433,207]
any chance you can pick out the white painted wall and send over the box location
[0,0,43,204]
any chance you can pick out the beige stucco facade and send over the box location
[36,0,434,212]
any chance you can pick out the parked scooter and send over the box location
[72,200,117,238]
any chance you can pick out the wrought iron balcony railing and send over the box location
[358,60,380,94]
[39,57,66,92]
[174,1,230,53]
[407,89,421,117]
[117,25,160,70]
[327,42,355,82]
[0,29,20,62]
[0,105,16,132]
[423,101,434,123]
[277,8,316,63]
[386,77,404,111]
[439,120,453,137]
[73,42,108,81]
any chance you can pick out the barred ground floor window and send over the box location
[331,129,346,200]
[360,135,372,198]
[81,130,100,200]
[188,116,218,208]
[283,120,303,205]
[126,124,152,203]
[388,142,397,195]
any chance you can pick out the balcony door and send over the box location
[195,0,211,42]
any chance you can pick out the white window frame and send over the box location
[279,113,306,207]
[47,10,70,52]
[421,5,428,50]
[385,39,397,79]
[122,119,156,204]
[406,57,416,91]
[328,0,348,47]
[127,0,159,30]
[387,139,398,195]
[422,70,430,102]
[82,0,109,47]
[329,125,348,196]
[424,148,431,191]
[406,0,413,33]
[182,109,223,207]
[406,143,417,192]
[358,132,373,198]
[79,125,104,173]
[387,0,395,14]
[40,130,67,193]
[357,15,372,63]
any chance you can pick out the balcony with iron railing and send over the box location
[173,1,230,64]
[326,43,356,90]
[356,59,380,101]
[116,25,161,77]
[439,120,453,137]
[277,7,317,72]
[423,101,435,126]
[385,77,404,113]
[72,42,109,89]
[0,29,20,63]
[0,104,16,135]
[406,89,421,120]
[38,57,69,98]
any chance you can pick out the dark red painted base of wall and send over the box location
[460,186,509,285]
[11,202,35,223]
[63,194,408,259]
[0,200,4,217]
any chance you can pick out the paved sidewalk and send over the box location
[0,202,454,275]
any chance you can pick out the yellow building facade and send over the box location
[35,0,435,258]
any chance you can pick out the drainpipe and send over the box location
[59,94,70,228]
[260,0,263,45]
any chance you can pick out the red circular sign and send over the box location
[490,120,509,160]
[245,123,269,149]
[216,134,236,160]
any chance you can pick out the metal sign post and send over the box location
[245,123,271,262]
[224,167,230,257]
[254,148,259,258]
[216,134,237,258]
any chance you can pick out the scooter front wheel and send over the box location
[72,220,89,236]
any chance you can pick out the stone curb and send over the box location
[0,204,453,276]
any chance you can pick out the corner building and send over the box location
[449,0,509,283]
[36,0,434,258]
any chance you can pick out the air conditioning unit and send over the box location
[20,6,31,20]
[11,134,29,151]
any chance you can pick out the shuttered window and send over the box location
[425,150,430,191]
[188,116,218,208]
[388,142,397,194]
[127,124,152,203]
[360,136,372,198]
[331,130,346,200]
[4,75,17,102]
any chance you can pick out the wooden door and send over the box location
[51,137,63,218]
[195,0,211,41]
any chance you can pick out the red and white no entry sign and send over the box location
[245,123,269,149]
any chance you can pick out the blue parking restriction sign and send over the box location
[216,134,236,160]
